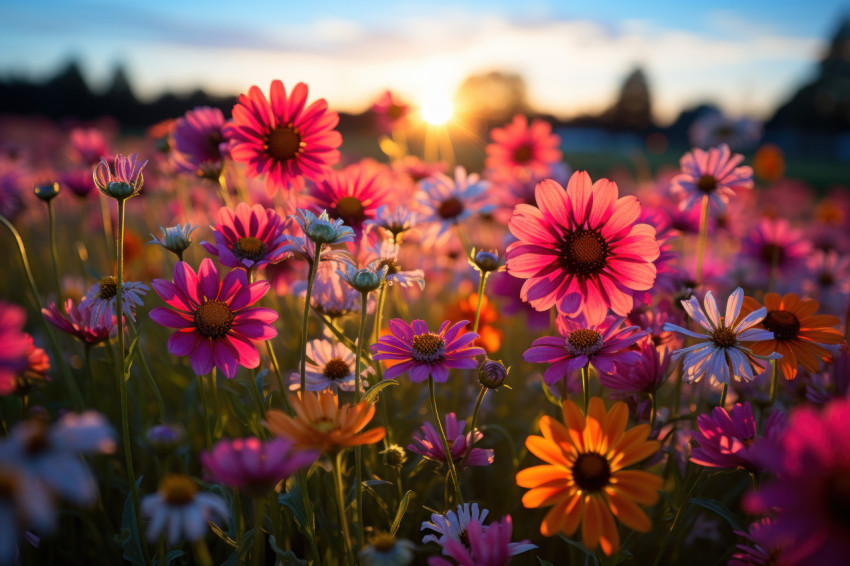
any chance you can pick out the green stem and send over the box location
[98,194,114,266]
[299,242,321,391]
[115,199,151,566]
[192,540,213,566]
[247,370,267,437]
[234,488,245,541]
[768,359,778,405]
[265,340,293,413]
[354,292,369,551]
[131,322,166,421]
[333,452,356,565]
[373,283,387,346]
[267,490,282,551]
[649,392,657,430]
[460,386,487,470]
[297,470,322,565]
[428,376,464,505]
[695,195,710,287]
[472,272,489,334]
[252,497,265,566]
[718,382,728,408]
[581,363,590,414]
[217,171,233,208]
[47,199,63,304]
[198,373,212,450]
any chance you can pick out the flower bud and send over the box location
[106,181,135,200]
[351,268,383,292]
[380,444,407,468]
[145,424,185,454]
[478,358,509,390]
[473,249,501,273]
[305,221,338,244]
[33,182,60,202]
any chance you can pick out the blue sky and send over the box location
[1,0,847,122]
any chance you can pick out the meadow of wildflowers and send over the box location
[0,75,849,566]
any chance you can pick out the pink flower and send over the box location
[201,437,318,497]
[149,258,278,378]
[0,302,31,396]
[670,144,753,213]
[310,159,393,232]
[42,298,116,345]
[409,413,494,467]
[372,90,410,134]
[69,128,109,166]
[523,316,645,387]
[92,153,147,199]
[690,402,785,473]
[371,319,485,383]
[201,203,290,270]
[729,518,790,566]
[506,172,660,325]
[740,218,812,284]
[427,516,531,566]
[485,114,562,182]
[223,80,342,195]
[599,340,670,394]
[171,106,227,178]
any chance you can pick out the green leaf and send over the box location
[537,558,556,566]
[541,378,563,408]
[268,535,308,566]
[688,497,745,531]
[557,534,600,566]
[391,491,413,536]
[363,379,398,404]
[124,335,140,382]
[221,528,255,566]
[119,477,145,566]
[280,484,308,533]
[164,550,185,565]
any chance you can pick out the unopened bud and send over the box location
[478,359,509,389]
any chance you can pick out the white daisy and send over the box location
[141,475,228,546]
[84,276,149,327]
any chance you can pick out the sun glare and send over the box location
[421,94,453,125]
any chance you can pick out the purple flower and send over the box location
[599,340,671,394]
[142,475,229,545]
[523,316,645,387]
[42,298,116,344]
[729,518,791,566]
[422,503,536,559]
[690,402,785,473]
[92,153,147,199]
[201,203,290,270]
[83,276,148,327]
[409,413,493,467]
[171,106,227,178]
[427,515,534,566]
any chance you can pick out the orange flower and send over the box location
[739,292,845,380]
[265,391,385,453]
[516,398,661,556]
[444,293,503,353]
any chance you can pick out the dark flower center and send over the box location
[513,144,533,164]
[207,131,224,153]
[23,423,49,454]
[567,329,603,355]
[266,126,302,162]
[387,104,406,120]
[819,272,835,287]
[323,358,351,381]
[761,243,784,266]
[696,175,718,194]
[711,326,738,348]
[411,333,446,363]
[334,196,366,226]
[825,469,850,529]
[234,236,268,261]
[98,276,117,300]
[437,197,464,220]
[0,469,19,499]
[160,475,198,506]
[558,230,609,277]
[762,310,800,341]
[459,528,470,548]
[713,125,735,139]
[194,301,235,339]
[572,452,611,492]
[377,258,400,275]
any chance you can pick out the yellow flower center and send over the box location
[411,333,446,363]
[98,276,117,300]
[235,236,267,261]
[160,474,198,506]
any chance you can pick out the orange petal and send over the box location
[606,488,652,532]
[610,470,662,505]
[793,299,819,319]
[516,465,569,488]
[540,416,577,455]
[763,293,781,310]
[541,495,575,537]
[799,328,845,344]
[800,314,841,329]
[778,293,799,311]
[522,486,572,508]
[603,402,629,444]
[562,400,586,435]
[581,495,604,552]
[558,491,585,536]
[526,435,570,467]
[597,500,620,556]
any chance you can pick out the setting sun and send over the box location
[421,93,453,125]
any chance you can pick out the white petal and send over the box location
[725,288,744,327]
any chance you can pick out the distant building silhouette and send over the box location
[601,67,654,131]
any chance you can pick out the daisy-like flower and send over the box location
[744,397,850,564]
[338,260,388,294]
[729,518,791,566]
[171,106,227,179]
[523,316,645,388]
[297,261,363,319]
[417,166,492,245]
[423,504,536,559]
[663,288,778,386]
[83,276,148,327]
[363,204,418,242]
[360,532,416,566]
[372,90,410,134]
[738,292,845,381]
[283,209,355,264]
[289,339,372,392]
[428,515,534,566]
[148,223,198,259]
[70,127,109,166]
[141,474,229,545]
[371,319,485,383]
[506,172,660,325]
[149,258,278,378]
[201,203,289,271]
[802,250,850,312]
[265,391,386,453]
[599,340,671,395]
[740,218,812,283]
[311,160,394,233]
[42,298,116,344]
[92,153,147,200]
[0,458,55,565]
[201,437,318,497]
[223,80,342,195]
[0,302,30,396]
[690,403,785,473]
[363,238,425,289]
[485,114,562,182]
[516,398,662,556]
[670,144,753,213]
[409,413,494,467]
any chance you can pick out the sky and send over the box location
[0,0,847,123]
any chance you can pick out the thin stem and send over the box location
[265,340,293,413]
[354,292,369,551]
[299,243,321,391]
[198,373,212,450]
[581,363,590,414]
[252,497,265,566]
[460,386,487,470]
[192,540,213,566]
[297,470,322,565]
[695,195,710,286]
[130,322,166,421]
[333,452,356,566]
[373,282,387,345]
[428,376,464,505]
[98,195,114,266]
[472,272,489,334]
[718,382,728,408]
[649,392,657,430]
[217,171,233,208]
[115,199,150,566]
[47,199,63,304]
[768,359,778,406]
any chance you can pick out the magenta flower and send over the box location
[744,398,850,564]
[223,80,342,195]
[485,114,562,182]
[506,172,660,325]
[371,319,485,383]
[201,437,318,496]
[70,128,109,166]
[422,504,536,558]
[92,153,147,199]
[741,218,811,283]
[523,316,645,387]
[670,143,753,212]
[201,203,290,270]
[599,340,671,394]
[427,516,532,566]
[409,413,494,467]
[310,160,393,232]
[149,258,278,378]
[417,166,492,245]
[0,302,31,396]
[690,403,785,473]
[802,249,850,313]
[171,106,227,179]
[371,90,410,134]
[42,298,116,345]
[729,518,790,566]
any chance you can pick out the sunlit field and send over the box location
[1,5,850,566]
